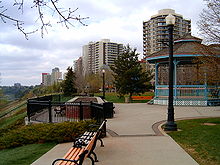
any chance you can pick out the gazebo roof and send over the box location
[146,34,220,63]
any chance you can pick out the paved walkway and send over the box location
[31,104,220,165]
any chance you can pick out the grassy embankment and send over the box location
[0,100,26,129]
[168,117,220,165]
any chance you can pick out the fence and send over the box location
[154,85,220,106]
[156,85,220,99]
[27,97,114,124]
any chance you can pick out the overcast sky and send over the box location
[0,0,206,86]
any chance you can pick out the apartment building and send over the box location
[51,67,62,84]
[41,67,62,86]
[143,9,191,58]
[74,57,83,75]
[82,39,123,75]
[42,73,51,86]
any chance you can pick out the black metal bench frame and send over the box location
[52,120,106,165]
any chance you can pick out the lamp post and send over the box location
[164,14,177,131]
[102,69,105,99]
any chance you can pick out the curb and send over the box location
[152,116,220,137]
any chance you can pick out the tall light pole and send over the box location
[102,69,105,99]
[164,14,177,131]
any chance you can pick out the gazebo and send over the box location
[146,34,220,106]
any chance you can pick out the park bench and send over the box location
[211,89,219,98]
[131,96,154,101]
[52,120,106,165]
[54,106,66,116]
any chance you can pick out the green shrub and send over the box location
[0,120,96,150]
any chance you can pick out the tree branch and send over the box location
[50,0,89,28]
[0,8,37,40]
[197,0,220,44]
[0,0,89,39]
[13,0,24,14]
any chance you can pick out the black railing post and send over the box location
[59,94,61,102]
[90,101,94,119]
[48,100,52,123]
[27,99,31,122]
[79,101,83,121]
[102,102,107,119]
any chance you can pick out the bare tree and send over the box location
[192,44,220,86]
[85,74,102,93]
[196,0,220,87]
[0,0,88,39]
[197,0,220,44]
[75,72,87,93]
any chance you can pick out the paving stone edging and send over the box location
[152,116,220,137]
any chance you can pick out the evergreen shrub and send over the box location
[0,120,96,150]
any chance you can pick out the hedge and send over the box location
[0,120,96,150]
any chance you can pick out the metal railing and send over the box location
[155,85,220,99]
[27,97,114,124]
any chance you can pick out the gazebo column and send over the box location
[204,72,208,100]
[173,60,179,100]
[155,63,159,98]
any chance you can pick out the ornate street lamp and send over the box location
[102,69,105,99]
[164,14,177,131]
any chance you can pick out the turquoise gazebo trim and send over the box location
[147,54,200,62]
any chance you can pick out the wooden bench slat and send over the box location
[66,150,84,165]
[57,148,83,165]
[67,149,83,165]
[64,148,80,160]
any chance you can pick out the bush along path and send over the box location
[0,120,96,150]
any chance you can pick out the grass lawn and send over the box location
[0,112,26,129]
[0,101,26,117]
[0,143,56,165]
[0,100,27,129]
[168,117,220,165]
[95,92,154,103]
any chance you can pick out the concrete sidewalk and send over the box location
[31,104,220,165]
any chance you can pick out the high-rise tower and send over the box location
[42,73,51,86]
[82,39,123,75]
[51,67,62,84]
[143,9,191,58]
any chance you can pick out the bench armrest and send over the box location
[87,124,99,131]
[88,120,107,130]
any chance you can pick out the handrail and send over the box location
[27,99,109,124]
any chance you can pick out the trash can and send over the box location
[103,102,114,118]
[125,96,131,103]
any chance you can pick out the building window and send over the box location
[158,22,166,26]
